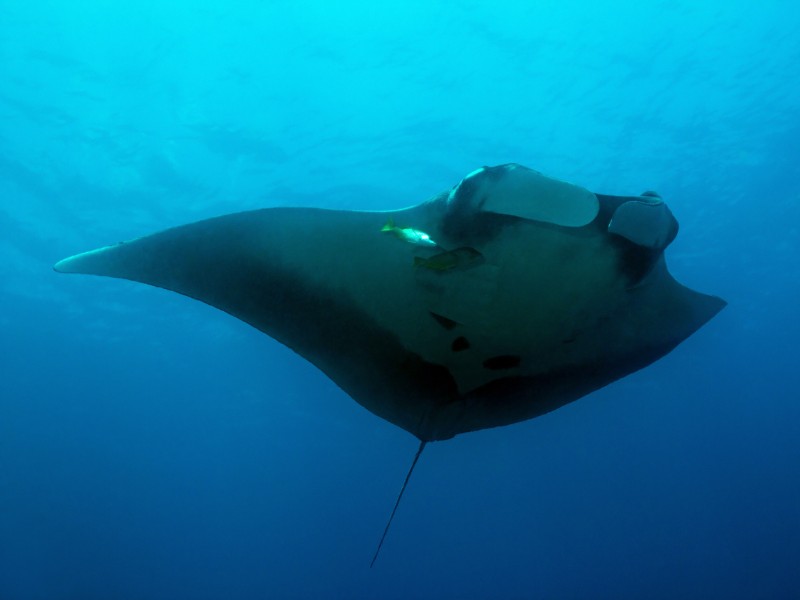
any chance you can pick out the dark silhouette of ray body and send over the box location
[55,164,725,564]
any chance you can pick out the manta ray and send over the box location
[55,164,725,565]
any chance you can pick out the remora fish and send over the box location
[381,218,438,246]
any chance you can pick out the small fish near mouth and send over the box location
[381,218,438,247]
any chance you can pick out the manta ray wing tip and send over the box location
[53,245,115,274]
[53,256,77,273]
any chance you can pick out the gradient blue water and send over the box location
[1,1,798,598]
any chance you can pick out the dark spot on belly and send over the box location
[483,355,521,370]
[451,336,470,352]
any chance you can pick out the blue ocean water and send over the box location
[1,1,798,598]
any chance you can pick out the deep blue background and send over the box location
[1,1,798,598]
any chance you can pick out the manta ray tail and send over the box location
[370,440,427,568]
